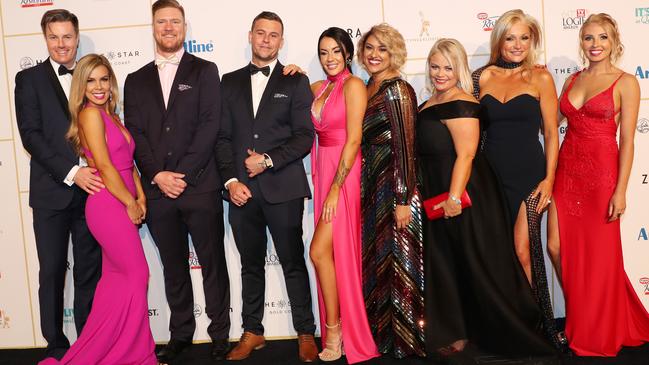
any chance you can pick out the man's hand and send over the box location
[153,171,187,199]
[245,149,267,178]
[227,181,252,206]
[73,167,105,195]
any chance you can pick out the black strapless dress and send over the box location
[417,100,555,356]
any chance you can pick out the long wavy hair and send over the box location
[426,38,473,96]
[66,53,119,156]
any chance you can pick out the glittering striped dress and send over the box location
[361,77,425,358]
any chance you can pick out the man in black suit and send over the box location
[14,9,102,360]
[123,0,230,362]
[217,11,317,362]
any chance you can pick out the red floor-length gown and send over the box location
[555,71,649,356]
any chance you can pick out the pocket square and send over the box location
[178,84,192,91]
[273,93,288,99]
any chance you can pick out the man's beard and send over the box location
[156,38,184,54]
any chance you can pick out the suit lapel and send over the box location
[255,61,283,120]
[241,68,254,121]
[166,52,193,113]
[44,58,70,119]
[145,62,166,114]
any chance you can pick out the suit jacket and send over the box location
[15,58,81,210]
[216,61,314,204]
[124,52,222,200]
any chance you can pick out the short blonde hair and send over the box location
[489,9,542,67]
[66,54,120,156]
[426,38,473,95]
[357,23,407,72]
[579,13,623,65]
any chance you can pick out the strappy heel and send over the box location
[318,319,342,362]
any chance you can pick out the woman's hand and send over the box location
[136,196,147,221]
[283,64,306,76]
[126,201,144,225]
[394,204,412,230]
[532,178,554,213]
[608,190,626,222]
[321,187,340,224]
[434,197,462,219]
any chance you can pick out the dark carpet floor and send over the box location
[1,340,648,365]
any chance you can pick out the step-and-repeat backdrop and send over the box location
[0,0,647,348]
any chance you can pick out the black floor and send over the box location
[1,340,648,365]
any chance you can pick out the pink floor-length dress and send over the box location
[311,69,379,364]
[39,108,156,365]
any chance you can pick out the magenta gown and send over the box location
[311,69,379,364]
[39,108,156,365]
[556,71,649,356]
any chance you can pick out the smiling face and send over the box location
[44,21,78,68]
[318,36,346,77]
[153,6,186,57]
[580,23,612,64]
[362,34,393,77]
[499,21,532,63]
[84,65,111,108]
[249,18,283,66]
[428,52,458,94]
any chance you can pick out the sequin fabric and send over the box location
[361,77,425,358]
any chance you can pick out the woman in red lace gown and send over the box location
[547,13,649,356]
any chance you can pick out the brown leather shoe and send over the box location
[297,334,318,362]
[226,332,266,360]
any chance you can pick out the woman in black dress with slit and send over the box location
[472,9,561,349]
[418,38,555,357]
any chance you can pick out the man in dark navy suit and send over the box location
[14,9,102,361]
[124,0,230,362]
[216,11,317,362]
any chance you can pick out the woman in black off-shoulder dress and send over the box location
[418,39,555,357]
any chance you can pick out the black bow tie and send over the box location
[58,65,74,76]
[249,64,270,76]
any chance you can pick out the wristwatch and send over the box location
[262,154,272,169]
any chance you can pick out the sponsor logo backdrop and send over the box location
[0,0,647,348]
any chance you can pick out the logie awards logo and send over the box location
[20,0,53,8]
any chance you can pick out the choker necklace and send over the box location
[495,57,523,69]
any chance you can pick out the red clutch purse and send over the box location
[423,191,472,220]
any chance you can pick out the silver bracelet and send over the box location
[449,195,462,205]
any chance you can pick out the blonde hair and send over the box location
[66,54,120,156]
[426,38,473,95]
[579,13,624,65]
[489,9,541,67]
[357,23,407,72]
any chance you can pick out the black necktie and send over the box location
[58,64,74,76]
[249,64,270,76]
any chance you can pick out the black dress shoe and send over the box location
[156,339,191,363]
[211,339,231,361]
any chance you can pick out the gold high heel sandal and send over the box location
[318,320,342,362]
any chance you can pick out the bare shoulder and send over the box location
[455,90,478,103]
[531,66,553,83]
[618,72,640,89]
[343,75,366,91]
[310,80,324,94]
[78,106,101,122]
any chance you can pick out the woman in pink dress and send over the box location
[39,54,156,364]
[547,13,649,356]
[309,27,379,363]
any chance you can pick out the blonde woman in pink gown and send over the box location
[309,27,379,363]
[39,54,156,365]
